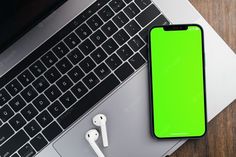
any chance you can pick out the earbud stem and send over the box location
[89,141,105,157]
[101,121,108,147]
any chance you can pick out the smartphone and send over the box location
[149,24,207,139]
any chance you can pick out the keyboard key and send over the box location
[140,45,148,60]
[0,89,11,106]
[44,66,61,83]
[9,95,26,112]
[94,63,111,80]
[109,0,125,13]
[117,44,134,61]
[128,35,145,51]
[90,29,107,46]
[33,94,50,111]
[124,20,141,36]
[56,57,73,74]
[105,54,122,70]
[87,14,103,31]
[115,62,134,81]
[113,29,130,46]
[0,130,29,157]
[0,105,14,122]
[75,8,92,23]
[91,47,108,64]
[135,4,160,27]
[56,75,73,93]
[57,74,120,129]
[68,66,85,83]
[60,91,76,108]
[45,85,62,102]
[6,79,23,96]
[102,38,119,55]
[90,0,111,12]
[134,0,151,10]
[18,70,35,87]
[32,76,50,93]
[12,154,19,157]
[52,42,69,59]
[78,0,107,22]
[124,2,140,19]
[18,143,36,157]
[41,51,58,68]
[101,20,118,37]
[139,15,170,42]
[71,82,88,99]
[48,101,65,118]
[75,23,92,40]
[79,57,96,73]
[36,110,53,128]
[24,120,41,137]
[64,32,81,49]
[21,104,38,121]
[29,60,46,77]
[98,5,115,22]
[124,0,132,3]
[1,112,9,125]
[67,48,84,65]
[0,123,14,145]
[129,53,146,69]
[79,39,96,56]
[42,122,62,141]
[30,134,48,151]
[112,11,129,28]
[83,72,100,89]
[21,85,38,103]
[9,114,26,131]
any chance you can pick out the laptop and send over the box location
[0,0,236,156]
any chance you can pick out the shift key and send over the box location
[135,4,160,27]
[0,123,14,145]
[0,130,29,157]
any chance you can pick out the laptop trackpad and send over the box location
[53,68,180,157]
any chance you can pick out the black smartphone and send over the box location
[149,24,207,139]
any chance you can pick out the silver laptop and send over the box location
[0,0,236,157]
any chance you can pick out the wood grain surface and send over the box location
[171,0,236,157]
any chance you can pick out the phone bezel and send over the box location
[148,24,207,139]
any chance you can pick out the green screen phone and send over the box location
[149,24,206,139]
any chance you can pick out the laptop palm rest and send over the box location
[53,67,180,157]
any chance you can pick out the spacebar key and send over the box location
[57,74,120,129]
[0,130,29,157]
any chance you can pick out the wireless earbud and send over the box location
[85,129,105,157]
[93,114,108,147]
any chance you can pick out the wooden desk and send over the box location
[171,0,236,156]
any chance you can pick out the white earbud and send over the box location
[85,129,105,157]
[93,114,108,147]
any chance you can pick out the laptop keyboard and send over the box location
[0,0,169,156]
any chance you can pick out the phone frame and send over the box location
[148,24,207,139]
